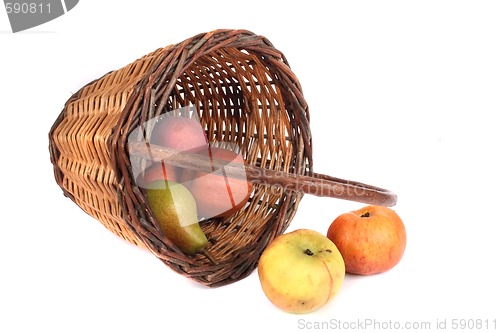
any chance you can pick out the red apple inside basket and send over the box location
[130,110,252,220]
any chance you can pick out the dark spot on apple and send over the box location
[304,248,314,256]
[361,212,370,218]
[325,249,332,253]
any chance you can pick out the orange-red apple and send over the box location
[150,116,208,151]
[327,205,406,275]
[136,161,180,188]
[182,146,252,219]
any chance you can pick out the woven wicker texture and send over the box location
[49,29,395,287]
[49,29,313,286]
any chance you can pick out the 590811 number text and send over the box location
[5,2,51,14]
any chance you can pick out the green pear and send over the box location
[146,180,208,254]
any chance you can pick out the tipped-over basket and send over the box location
[49,29,396,287]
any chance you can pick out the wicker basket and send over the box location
[49,29,396,287]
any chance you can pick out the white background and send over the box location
[1,1,499,332]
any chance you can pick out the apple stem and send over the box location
[304,249,314,256]
[361,212,370,218]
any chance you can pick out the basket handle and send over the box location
[247,169,397,207]
[127,141,397,207]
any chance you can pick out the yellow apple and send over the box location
[257,229,345,314]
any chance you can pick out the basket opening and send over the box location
[127,46,303,264]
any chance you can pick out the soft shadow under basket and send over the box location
[49,29,396,287]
